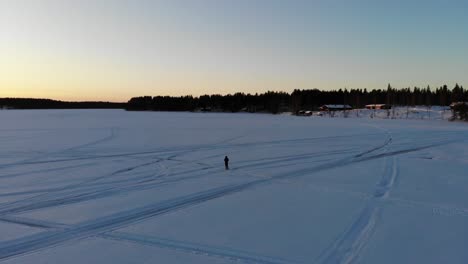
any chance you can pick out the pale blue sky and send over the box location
[1,0,467,101]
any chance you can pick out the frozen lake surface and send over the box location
[0,110,467,264]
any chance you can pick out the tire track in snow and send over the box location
[0,159,165,215]
[102,232,299,264]
[0,129,450,222]
[0,133,248,215]
[0,215,299,264]
[0,171,150,199]
[1,131,464,262]
[0,134,246,215]
[230,148,358,171]
[0,133,395,261]
[0,127,118,169]
[0,216,67,230]
[0,158,231,217]
[317,153,399,264]
[0,129,393,218]
[0,162,97,180]
[315,122,397,264]
[0,151,167,168]
[61,127,118,153]
[384,198,468,218]
[1,130,458,262]
[0,178,269,261]
[277,136,457,185]
[355,139,458,163]
[221,132,385,150]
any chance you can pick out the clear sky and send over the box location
[1,0,467,102]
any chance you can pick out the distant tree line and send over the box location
[127,84,467,114]
[2,84,467,117]
[126,92,291,114]
[0,98,125,109]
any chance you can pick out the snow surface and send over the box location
[0,109,467,264]
[312,105,453,120]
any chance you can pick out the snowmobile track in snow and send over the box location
[0,214,299,264]
[0,131,395,262]
[0,179,271,261]
[1,123,466,263]
[317,138,399,264]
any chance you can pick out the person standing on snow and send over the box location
[224,156,229,170]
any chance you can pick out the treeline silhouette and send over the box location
[127,84,467,114]
[2,84,466,113]
[0,98,125,109]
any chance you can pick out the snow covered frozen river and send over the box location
[0,110,467,264]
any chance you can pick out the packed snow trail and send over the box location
[1,110,468,264]
[318,156,399,264]
[0,126,396,261]
[0,180,270,260]
[0,129,444,262]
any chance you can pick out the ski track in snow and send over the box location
[0,118,467,263]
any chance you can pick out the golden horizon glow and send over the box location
[1,1,468,102]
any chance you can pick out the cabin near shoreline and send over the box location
[365,104,392,110]
[319,104,353,111]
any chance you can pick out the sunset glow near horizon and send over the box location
[1,0,468,102]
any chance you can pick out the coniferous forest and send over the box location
[0,98,125,109]
[126,84,467,114]
[2,84,467,120]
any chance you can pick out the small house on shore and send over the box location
[365,104,391,110]
[297,110,312,116]
[319,104,352,111]
[450,102,468,109]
